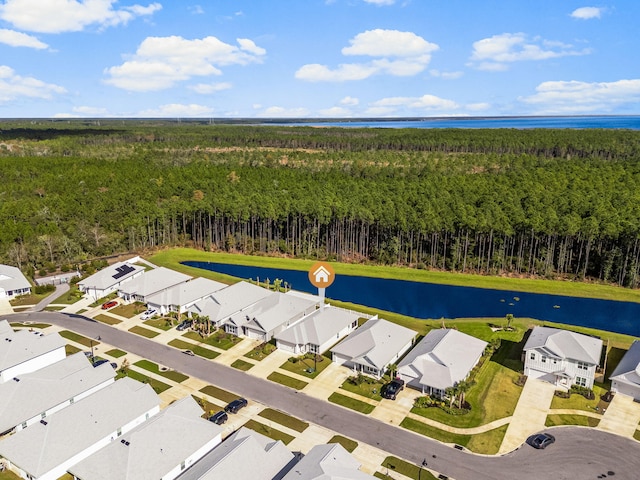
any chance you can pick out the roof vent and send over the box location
[12,377,20,382]
[40,420,48,426]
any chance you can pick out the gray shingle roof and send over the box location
[188,281,274,323]
[0,352,116,434]
[118,267,191,298]
[0,323,66,374]
[397,329,487,391]
[281,443,375,480]
[610,340,640,388]
[0,378,159,479]
[146,277,227,308]
[69,396,222,480]
[275,307,360,347]
[330,318,416,370]
[228,292,317,334]
[0,264,31,293]
[78,262,144,290]
[523,326,602,365]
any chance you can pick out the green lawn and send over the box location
[400,417,471,446]
[59,330,99,348]
[89,293,118,308]
[149,247,640,303]
[168,339,220,359]
[378,456,438,480]
[133,360,189,383]
[121,370,172,394]
[243,419,295,445]
[44,306,65,311]
[199,385,239,403]
[550,385,606,412]
[258,408,309,433]
[267,372,308,390]
[0,470,23,479]
[54,285,84,305]
[9,291,52,306]
[65,344,82,355]
[93,314,122,325]
[231,359,254,371]
[244,342,276,361]
[10,322,51,329]
[279,354,331,379]
[545,414,600,427]
[111,302,146,318]
[328,435,358,453]
[340,376,386,401]
[182,330,242,350]
[105,348,127,358]
[128,325,161,338]
[143,318,173,330]
[328,392,375,414]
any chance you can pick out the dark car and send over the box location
[381,378,405,400]
[209,411,228,425]
[101,300,118,310]
[224,398,248,414]
[93,359,109,367]
[529,433,555,449]
[176,320,192,331]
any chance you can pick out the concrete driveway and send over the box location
[598,393,640,437]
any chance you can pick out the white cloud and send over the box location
[0,28,48,49]
[73,105,108,115]
[104,35,266,91]
[570,7,604,20]
[465,102,491,111]
[430,69,463,80]
[137,103,215,117]
[189,5,204,15]
[318,106,353,116]
[469,33,590,70]
[256,106,310,117]
[0,0,161,34]
[363,0,395,5]
[296,29,438,82]
[520,79,640,113]
[188,82,232,94]
[365,93,459,116]
[0,65,66,102]
[339,96,359,106]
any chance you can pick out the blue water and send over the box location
[268,115,640,130]
[184,261,640,337]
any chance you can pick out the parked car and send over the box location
[529,433,555,449]
[176,320,192,331]
[381,378,405,400]
[101,300,118,310]
[183,350,195,356]
[224,398,248,414]
[93,359,109,367]
[209,411,228,425]
[140,308,157,320]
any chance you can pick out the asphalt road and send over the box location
[7,312,640,480]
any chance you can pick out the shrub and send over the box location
[289,357,299,364]
[570,384,595,399]
[34,284,55,294]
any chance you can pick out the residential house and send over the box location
[223,291,318,342]
[78,261,144,300]
[0,264,31,299]
[523,326,602,389]
[178,426,295,480]
[397,329,487,398]
[145,277,227,316]
[275,307,363,356]
[331,318,416,378]
[0,377,160,480]
[187,281,274,328]
[0,352,115,436]
[68,396,223,480]
[0,320,66,383]
[609,340,640,401]
[280,443,376,480]
[118,267,191,304]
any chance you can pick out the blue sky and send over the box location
[0,0,639,118]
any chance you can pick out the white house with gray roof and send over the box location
[78,261,145,300]
[0,352,115,436]
[331,318,416,379]
[68,396,222,480]
[118,267,191,304]
[397,329,487,398]
[179,426,295,480]
[523,326,602,389]
[0,377,159,480]
[146,277,227,315]
[223,291,318,342]
[609,340,640,401]
[275,307,362,356]
[187,281,274,328]
[0,320,66,383]
[281,443,375,480]
[0,264,31,299]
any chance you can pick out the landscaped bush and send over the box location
[570,384,595,400]
[34,284,55,294]
[414,395,471,415]
[288,357,299,364]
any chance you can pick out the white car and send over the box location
[140,308,157,320]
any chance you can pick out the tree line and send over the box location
[1,121,640,288]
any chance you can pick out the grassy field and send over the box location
[244,342,276,361]
[328,392,376,414]
[183,330,242,350]
[267,372,308,390]
[279,355,331,379]
[328,435,358,453]
[149,248,640,303]
[379,456,438,480]
[93,314,122,325]
[258,408,309,433]
[59,330,99,348]
[550,385,607,412]
[242,419,295,445]
[120,370,172,394]
[199,385,238,403]
[128,325,161,338]
[105,348,127,358]
[231,359,254,371]
[110,302,146,318]
[133,360,189,383]
[545,414,600,428]
[168,339,220,359]
[143,318,173,330]
[340,377,385,401]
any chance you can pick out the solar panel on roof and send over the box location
[112,264,135,280]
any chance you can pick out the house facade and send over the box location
[145,277,227,315]
[523,326,602,390]
[78,261,144,300]
[609,340,640,401]
[0,264,31,299]
[118,267,191,304]
[331,318,416,379]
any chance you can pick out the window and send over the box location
[575,377,587,387]
[21,422,27,429]
[530,352,535,360]
[117,427,122,437]
[181,461,186,471]
[577,362,588,370]
[541,356,546,363]
[40,412,46,419]
[70,397,74,404]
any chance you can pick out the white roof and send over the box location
[330,318,416,370]
[397,329,487,391]
[188,281,274,323]
[181,426,294,480]
[281,443,375,480]
[275,307,360,347]
[69,396,222,480]
[0,377,159,479]
[78,262,144,290]
[146,277,227,308]
[228,292,317,334]
[523,326,602,365]
[118,267,191,298]
[0,352,116,434]
[0,323,66,373]
[610,340,640,388]
[0,264,31,292]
